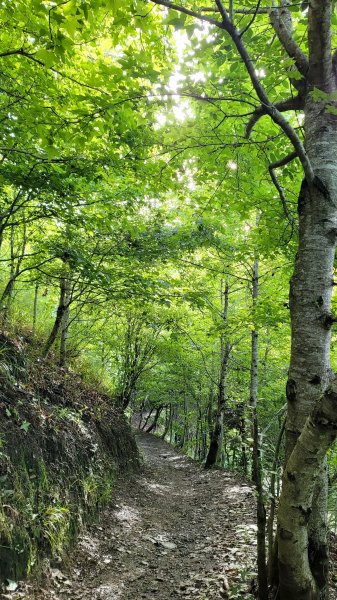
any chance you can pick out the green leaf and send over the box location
[20,421,31,433]
[165,13,187,30]
[34,48,56,68]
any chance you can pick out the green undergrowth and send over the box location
[0,331,139,585]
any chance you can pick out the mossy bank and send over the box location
[0,332,139,586]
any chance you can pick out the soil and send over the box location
[2,431,259,600]
[4,430,337,600]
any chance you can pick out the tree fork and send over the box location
[278,378,337,600]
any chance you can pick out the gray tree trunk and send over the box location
[278,379,337,599]
[280,95,337,599]
[249,257,268,600]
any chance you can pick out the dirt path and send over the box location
[3,433,258,600]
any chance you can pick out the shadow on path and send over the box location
[5,433,257,600]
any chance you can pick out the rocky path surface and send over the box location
[3,433,258,600]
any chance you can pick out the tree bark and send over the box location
[161,404,172,439]
[205,280,230,468]
[146,405,163,433]
[267,419,285,587]
[249,257,268,600]
[281,95,337,599]
[1,219,27,325]
[141,408,154,431]
[32,284,38,336]
[59,275,71,367]
[278,378,337,600]
[43,275,67,358]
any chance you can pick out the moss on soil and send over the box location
[0,333,139,583]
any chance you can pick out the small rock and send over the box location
[159,541,177,550]
[50,568,66,581]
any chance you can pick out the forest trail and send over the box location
[8,433,257,600]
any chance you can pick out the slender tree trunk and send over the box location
[169,406,175,444]
[146,405,163,433]
[267,419,285,588]
[181,395,189,447]
[0,221,3,254]
[240,416,248,475]
[59,275,71,367]
[43,275,67,358]
[249,257,268,600]
[1,224,15,326]
[161,404,172,439]
[205,280,231,468]
[1,219,27,325]
[141,408,154,431]
[32,284,38,336]
[194,417,199,460]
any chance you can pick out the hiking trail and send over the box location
[4,433,258,600]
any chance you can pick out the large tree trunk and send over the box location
[279,95,337,598]
[278,379,337,600]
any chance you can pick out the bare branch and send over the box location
[0,48,26,58]
[148,0,221,26]
[229,0,234,22]
[200,6,270,14]
[239,0,262,37]
[269,151,298,224]
[270,151,298,170]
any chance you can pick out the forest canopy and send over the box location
[1,1,337,599]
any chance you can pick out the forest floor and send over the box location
[2,431,258,600]
[6,431,337,600]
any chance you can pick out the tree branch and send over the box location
[0,48,111,96]
[268,151,298,224]
[239,0,262,37]
[150,0,314,183]
[200,6,270,14]
[270,2,309,77]
[148,0,221,26]
[246,94,304,137]
[214,0,229,22]
[0,48,26,58]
